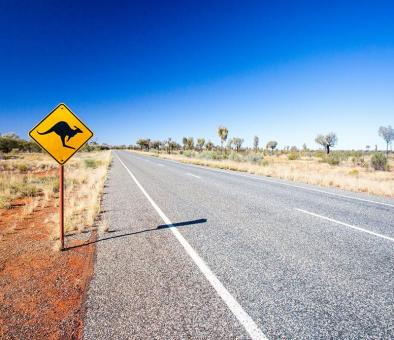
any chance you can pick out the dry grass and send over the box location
[0,151,112,243]
[98,218,109,236]
[63,152,111,234]
[0,153,59,209]
[132,150,394,198]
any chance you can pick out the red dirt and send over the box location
[0,197,96,339]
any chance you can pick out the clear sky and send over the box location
[1,1,393,149]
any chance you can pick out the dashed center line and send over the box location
[186,173,201,179]
[295,208,394,242]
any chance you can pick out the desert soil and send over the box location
[0,195,96,339]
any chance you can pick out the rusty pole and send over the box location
[59,164,64,250]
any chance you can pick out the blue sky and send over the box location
[1,1,393,149]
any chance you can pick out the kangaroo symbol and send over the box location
[38,121,83,149]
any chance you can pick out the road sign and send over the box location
[29,103,93,165]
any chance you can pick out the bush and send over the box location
[348,169,359,176]
[320,154,340,166]
[245,153,263,164]
[315,150,326,159]
[198,151,222,160]
[228,151,242,162]
[261,159,269,167]
[10,183,38,197]
[0,196,11,209]
[0,133,42,153]
[17,163,29,172]
[371,152,388,171]
[84,159,98,169]
[351,155,366,167]
[288,152,299,161]
[183,150,195,158]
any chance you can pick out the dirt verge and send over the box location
[0,197,96,340]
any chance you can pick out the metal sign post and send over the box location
[29,103,93,250]
[59,165,65,250]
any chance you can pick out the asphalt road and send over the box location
[84,151,394,339]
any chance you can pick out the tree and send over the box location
[378,125,394,156]
[164,138,172,154]
[136,138,150,151]
[205,140,214,151]
[226,139,233,150]
[315,132,337,154]
[232,137,244,152]
[170,140,179,153]
[163,138,178,154]
[266,140,278,153]
[302,143,308,152]
[145,139,151,151]
[182,137,188,150]
[151,140,161,153]
[217,126,228,152]
[253,136,259,152]
[136,139,144,150]
[186,137,194,150]
[0,133,25,153]
[196,138,205,151]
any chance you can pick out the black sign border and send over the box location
[28,103,94,165]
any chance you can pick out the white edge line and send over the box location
[115,152,267,340]
[186,172,201,179]
[295,208,394,242]
[126,151,394,209]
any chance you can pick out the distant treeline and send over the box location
[130,124,393,156]
[0,133,110,155]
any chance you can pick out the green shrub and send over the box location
[288,152,299,161]
[198,151,222,160]
[10,183,38,197]
[17,163,29,172]
[320,154,340,165]
[261,159,269,167]
[183,150,195,158]
[348,169,359,176]
[0,196,11,209]
[245,154,263,164]
[228,151,241,162]
[371,152,388,171]
[84,159,98,169]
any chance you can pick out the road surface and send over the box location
[84,150,394,339]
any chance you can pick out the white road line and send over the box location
[295,208,394,242]
[131,153,394,209]
[186,172,201,179]
[115,153,267,340]
[157,163,165,167]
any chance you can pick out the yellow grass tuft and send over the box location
[63,151,111,234]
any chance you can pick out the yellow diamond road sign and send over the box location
[29,103,93,165]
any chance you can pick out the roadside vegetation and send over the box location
[0,139,111,338]
[130,125,394,198]
[0,150,111,240]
